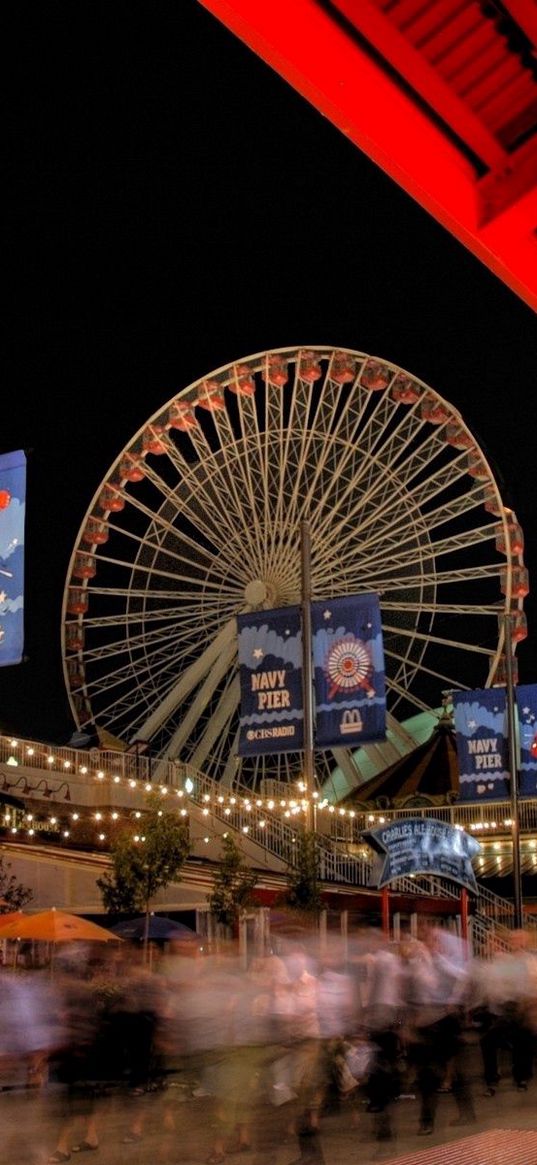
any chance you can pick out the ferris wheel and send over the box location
[62,347,528,789]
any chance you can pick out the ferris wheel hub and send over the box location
[244,579,269,607]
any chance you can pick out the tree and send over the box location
[0,854,33,912]
[208,833,258,929]
[283,830,321,917]
[97,792,191,929]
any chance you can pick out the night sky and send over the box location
[4,1,537,744]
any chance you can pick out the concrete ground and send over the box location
[1,1044,536,1165]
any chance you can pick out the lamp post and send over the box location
[300,520,315,832]
[504,612,523,928]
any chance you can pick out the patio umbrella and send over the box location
[110,915,197,941]
[0,910,25,929]
[0,907,120,943]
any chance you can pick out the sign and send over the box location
[312,593,386,749]
[516,684,537,797]
[237,606,304,755]
[364,817,480,892]
[0,450,26,667]
[452,687,510,801]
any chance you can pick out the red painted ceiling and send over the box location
[200,0,537,311]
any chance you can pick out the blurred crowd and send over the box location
[1,922,537,1163]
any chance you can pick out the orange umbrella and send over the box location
[0,907,120,943]
[0,910,25,930]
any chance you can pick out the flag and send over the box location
[312,593,386,749]
[237,606,303,755]
[516,684,537,797]
[452,687,510,801]
[0,450,26,667]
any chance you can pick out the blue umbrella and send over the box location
[109,915,198,941]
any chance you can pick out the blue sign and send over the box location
[237,606,304,755]
[364,817,480,892]
[516,684,537,797]
[312,593,386,749]
[0,450,26,667]
[452,687,510,801]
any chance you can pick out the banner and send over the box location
[237,606,303,755]
[312,593,386,749]
[516,684,537,797]
[364,817,479,892]
[0,450,26,667]
[452,687,509,800]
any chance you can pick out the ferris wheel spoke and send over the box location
[344,562,502,592]
[79,613,227,663]
[106,515,238,587]
[160,642,238,758]
[382,621,493,656]
[384,644,474,692]
[381,600,500,616]
[385,673,436,714]
[344,522,496,579]
[188,673,241,770]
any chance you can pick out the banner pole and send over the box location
[504,612,523,928]
[300,519,315,831]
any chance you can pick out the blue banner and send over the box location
[312,593,386,749]
[516,684,537,797]
[0,451,26,667]
[364,817,479,892]
[237,606,304,755]
[452,687,510,801]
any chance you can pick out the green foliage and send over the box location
[97,792,191,914]
[209,833,258,928]
[0,854,33,912]
[283,830,321,916]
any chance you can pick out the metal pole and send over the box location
[504,613,523,928]
[300,520,315,831]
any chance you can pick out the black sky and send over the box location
[4,0,537,743]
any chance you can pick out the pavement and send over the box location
[1,1048,536,1165]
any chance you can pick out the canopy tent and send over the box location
[340,711,459,808]
[110,915,198,941]
[0,907,120,943]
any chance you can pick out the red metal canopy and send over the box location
[200,0,537,311]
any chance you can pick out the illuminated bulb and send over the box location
[203,794,210,802]
[180,809,187,817]
[230,797,236,805]
[99,833,106,841]
[47,756,55,765]
[242,825,249,833]
[63,831,70,838]
[256,799,262,807]
[204,837,209,844]
[312,791,319,799]
[218,796,224,803]
[141,835,146,841]
[202,808,209,817]
[80,766,88,774]
[10,739,18,747]
[50,817,57,825]
[27,748,35,756]
[134,835,140,842]
[95,813,102,822]
[113,775,120,784]
[161,787,168,795]
[368,814,375,822]
[177,790,184,798]
[259,820,266,828]
[328,806,335,814]
[268,800,274,810]
[530,840,537,849]
[64,760,71,769]
[129,779,137,788]
[111,812,118,821]
[224,808,231,816]
[284,811,290,818]
[145,784,151,792]
[157,810,163,817]
[339,808,345,816]
[28,828,34,836]
[349,811,355,818]
[134,811,141,819]
[97,771,105,779]
[11,827,17,834]
[26,814,33,822]
[280,800,286,807]
[491,822,497,829]
[72,813,79,821]
[493,842,501,851]
[379,816,385,824]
